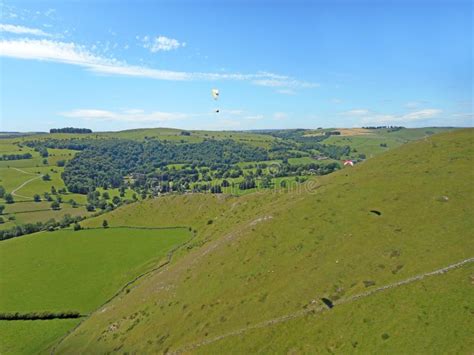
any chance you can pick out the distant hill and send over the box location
[56,128,474,353]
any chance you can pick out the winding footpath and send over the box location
[172,256,474,354]
[10,168,43,199]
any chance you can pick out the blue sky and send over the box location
[0,0,472,132]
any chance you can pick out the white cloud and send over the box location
[220,109,245,115]
[0,23,52,37]
[404,100,428,109]
[361,109,443,125]
[61,109,189,122]
[44,9,56,18]
[0,38,192,80]
[451,112,473,119]
[244,115,264,120]
[400,109,442,122]
[143,35,185,52]
[0,38,316,90]
[277,89,296,95]
[273,112,288,120]
[253,78,318,89]
[342,109,371,116]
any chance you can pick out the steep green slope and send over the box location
[56,129,474,353]
[196,264,474,354]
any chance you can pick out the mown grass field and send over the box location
[0,227,190,313]
[55,129,474,353]
[0,319,80,355]
[326,127,456,158]
[0,227,191,354]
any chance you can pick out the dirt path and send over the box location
[10,168,43,199]
[172,257,474,354]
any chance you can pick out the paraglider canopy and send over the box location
[211,89,219,100]
[343,160,354,167]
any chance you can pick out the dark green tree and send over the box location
[221,179,230,187]
[5,193,14,204]
[86,204,95,212]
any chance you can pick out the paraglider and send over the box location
[211,89,219,113]
[343,160,354,167]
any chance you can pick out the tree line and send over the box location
[50,127,93,134]
[0,153,32,161]
[0,214,84,241]
[0,311,81,320]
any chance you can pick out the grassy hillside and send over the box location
[324,127,456,158]
[55,129,474,353]
[196,264,473,354]
[10,127,277,148]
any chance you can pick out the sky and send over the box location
[0,0,472,132]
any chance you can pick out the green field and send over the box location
[0,319,80,355]
[54,129,473,353]
[0,227,191,354]
[0,142,91,230]
[325,127,457,158]
[0,227,190,313]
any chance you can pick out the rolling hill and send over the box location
[54,129,474,353]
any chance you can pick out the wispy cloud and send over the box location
[400,109,442,122]
[244,115,264,120]
[0,23,52,37]
[252,72,318,89]
[142,35,186,52]
[61,108,189,122]
[0,38,317,90]
[361,109,443,125]
[273,112,288,120]
[277,89,296,95]
[342,109,371,116]
[404,100,428,109]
